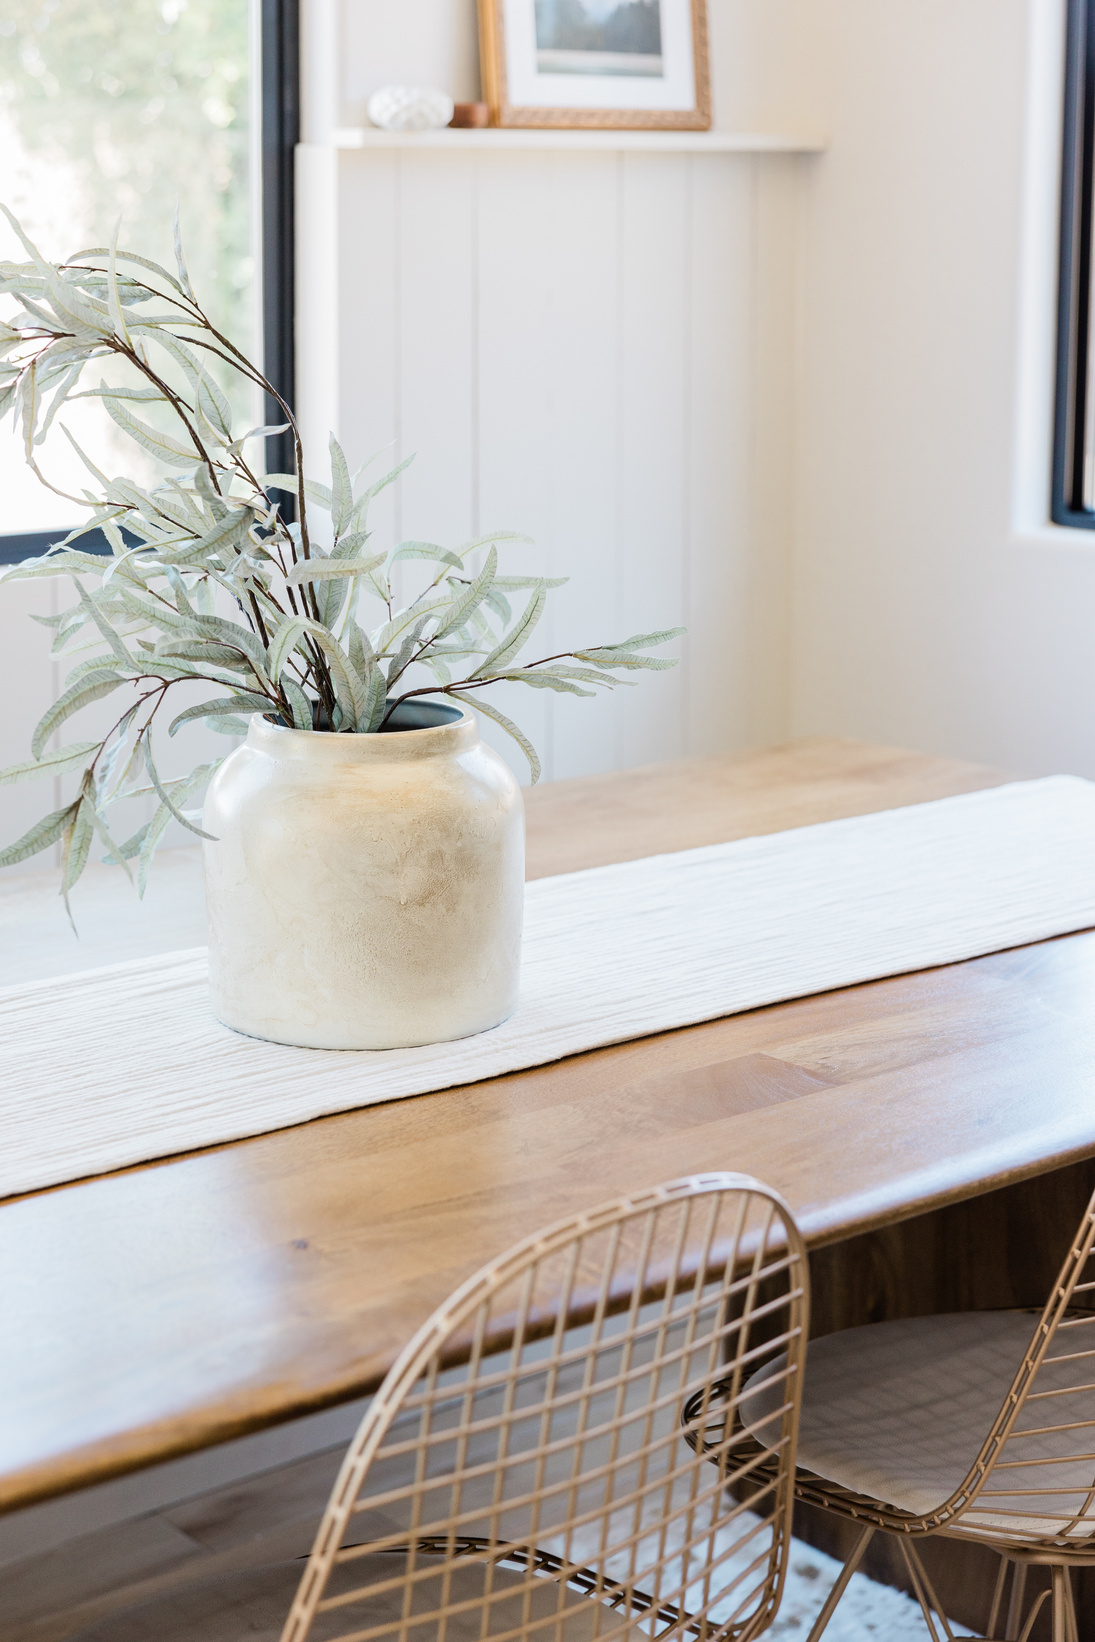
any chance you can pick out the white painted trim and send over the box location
[329,126,826,153]
[1011,0,1069,538]
[1009,523,1095,553]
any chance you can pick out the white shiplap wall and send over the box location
[296,142,801,784]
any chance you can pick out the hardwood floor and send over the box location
[0,1444,343,1642]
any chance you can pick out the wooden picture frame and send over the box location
[478,0,710,131]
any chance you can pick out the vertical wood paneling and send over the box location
[616,154,690,769]
[476,152,556,783]
[542,154,622,783]
[337,150,399,563]
[686,155,756,755]
[749,155,799,745]
[396,153,477,550]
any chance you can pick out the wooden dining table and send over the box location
[4,733,1095,1634]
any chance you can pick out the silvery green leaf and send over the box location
[360,662,387,732]
[106,223,132,348]
[329,433,353,535]
[157,639,255,670]
[448,692,540,783]
[388,541,462,570]
[493,575,569,590]
[74,583,132,668]
[69,245,188,298]
[45,271,112,338]
[18,359,39,459]
[82,788,132,877]
[101,394,200,466]
[60,795,95,912]
[0,800,80,869]
[206,715,250,736]
[261,471,331,509]
[0,740,100,787]
[472,581,546,677]
[487,671,596,696]
[1,548,112,584]
[384,616,430,692]
[434,546,497,642]
[173,204,196,300]
[537,663,629,686]
[143,738,216,838]
[580,627,685,653]
[382,596,452,653]
[350,452,415,525]
[137,800,176,897]
[157,506,251,565]
[284,553,386,585]
[424,656,452,686]
[281,677,313,730]
[572,649,679,671]
[482,587,512,625]
[346,619,376,679]
[34,361,84,446]
[32,672,123,759]
[197,373,232,441]
[71,384,167,403]
[232,421,288,445]
[265,614,309,683]
[168,693,272,735]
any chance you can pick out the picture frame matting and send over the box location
[478,0,711,131]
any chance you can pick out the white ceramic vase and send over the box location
[202,701,524,1050]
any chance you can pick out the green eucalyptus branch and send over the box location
[0,207,684,900]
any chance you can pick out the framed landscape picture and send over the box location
[478,0,710,130]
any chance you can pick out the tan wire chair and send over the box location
[695,1179,1095,1642]
[280,1173,809,1642]
[68,1173,808,1642]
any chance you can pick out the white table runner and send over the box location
[4,775,1095,1201]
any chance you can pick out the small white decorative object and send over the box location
[366,86,455,132]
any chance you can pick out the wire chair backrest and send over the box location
[942,1180,1095,1546]
[280,1174,809,1642]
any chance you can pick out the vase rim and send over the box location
[246,701,479,762]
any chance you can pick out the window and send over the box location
[0,0,296,563]
[1054,0,1095,525]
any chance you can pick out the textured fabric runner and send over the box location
[4,775,1095,1200]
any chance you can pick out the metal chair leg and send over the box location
[803,1525,875,1642]
[987,1557,1010,1641]
[1017,1589,1051,1642]
[1052,1567,1068,1642]
[1006,1564,1029,1641]
[898,1538,955,1642]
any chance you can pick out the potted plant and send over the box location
[0,209,682,1048]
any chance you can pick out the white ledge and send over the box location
[327,126,825,154]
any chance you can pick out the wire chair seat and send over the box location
[687,1182,1095,1640]
[735,1309,1095,1548]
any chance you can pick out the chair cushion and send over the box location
[742,1309,1095,1540]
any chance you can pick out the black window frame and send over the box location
[0,0,298,566]
[1054,0,1095,526]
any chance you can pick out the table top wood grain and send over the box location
[4,735,1094,1517]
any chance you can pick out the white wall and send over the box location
[295,0,808,785]
[790,0,1095,779]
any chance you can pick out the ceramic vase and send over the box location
[202,701,524,1049]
